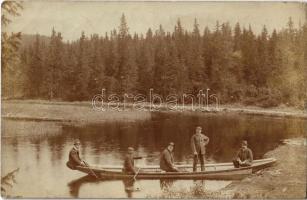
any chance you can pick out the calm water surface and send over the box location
[2,112,306,198]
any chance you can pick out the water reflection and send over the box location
[122,179,139,198]
[67,176,217,198]
[68,175,95,198]
[160,179,175,191]
[68,176,140,198]
[1,112,306,198]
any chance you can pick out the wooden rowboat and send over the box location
[74,158,276,180]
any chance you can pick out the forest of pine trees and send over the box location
[4,14,307,108]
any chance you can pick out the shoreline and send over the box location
[1,100,152,124]
[212,137,307,198]
[1,100,307,123]
[2,100,307,123]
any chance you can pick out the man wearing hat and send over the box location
[233,140,253,168]
[67,139,86,169]
[160,142,179,172]
[191,126,210,171]
[123,147,139,174]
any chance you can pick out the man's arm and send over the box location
[204,135,210,145]
[191,135,197,154]
[235,150,242,163]
[246,149,253,164]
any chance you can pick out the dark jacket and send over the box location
[191,133,209,155]
[160,148,176,172]
[67,147,82,169]
[123,153,136,174]
[236,147,253,165]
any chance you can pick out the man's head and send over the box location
[196,126,202,134]
[167,142,175,152]
[241,140,248,149]
[74,139,81,150]
[127,147,134,154]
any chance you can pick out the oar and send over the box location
[132,168,141,191]
[133,167,141,181]
[133,155,155,160]
[83,161,99,179]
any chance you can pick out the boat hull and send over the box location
[77,167,252,180]
[74,158,276,180]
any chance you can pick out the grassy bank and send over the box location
[2,100,151,124]
[215,137,307,199]
[2,100,307,123]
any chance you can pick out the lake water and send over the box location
[2,112,306,198]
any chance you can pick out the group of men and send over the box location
[67,126,253,173]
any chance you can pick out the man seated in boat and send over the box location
[160,142,179,172]
[67,139,87,169]
[123,147,139,174]
[233,140,253,168]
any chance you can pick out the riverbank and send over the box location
[154,138,306,198]
[2,100,307,123]
[215,137,306,199]
[1,100,151,124]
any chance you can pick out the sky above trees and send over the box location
[4,1,305,41]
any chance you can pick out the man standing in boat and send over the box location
[123,147,139,174]
[160,142,179,172]
[67,139,87,169]
[233,140,253,168]
[191,126,210,171]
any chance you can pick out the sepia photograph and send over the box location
[1,0,306,198]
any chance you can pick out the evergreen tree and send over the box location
[202,26,212,81]
[117,14,138,95]
[87,34,104,96]
[233,22,242,52]
[44,29,64,99]
[103,30,120,94]
[241,26,258,86]
[137,36,154,95]
[187,19,205,94]
[254,26,270,87]
[153,25,167,95]
[72,31,91,100]
[27,34,43,97]
[61,43,78,100]
[1,1,23,98]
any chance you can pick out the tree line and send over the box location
[3,14,307,108]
